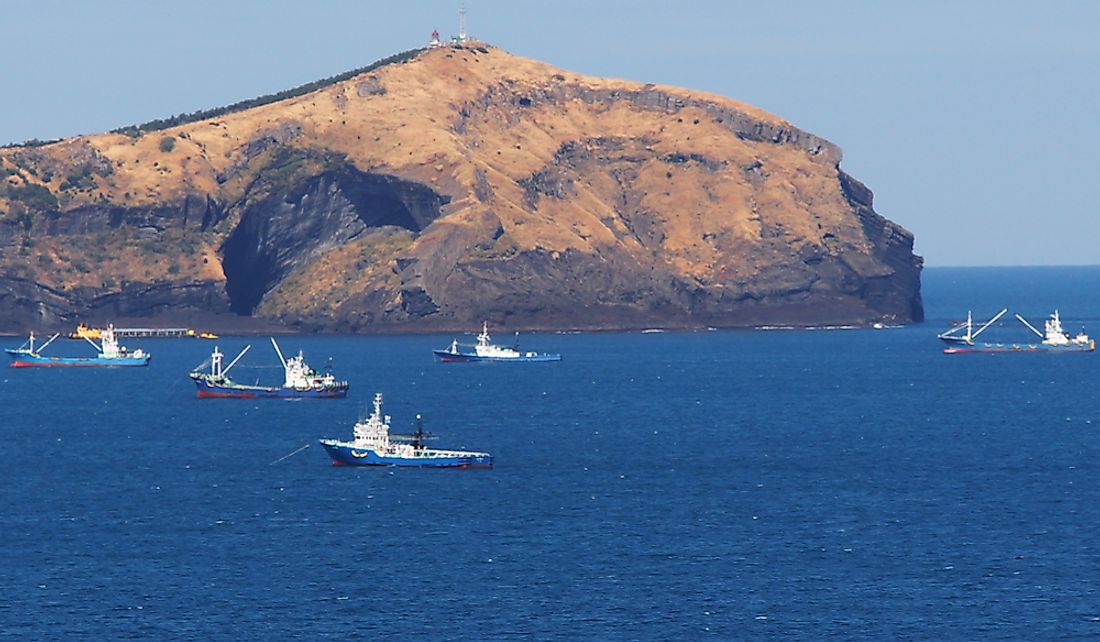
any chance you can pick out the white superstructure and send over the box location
[270,338,342,390]
[1017,310,1091,347]
[472,322,523,358]
[85,323,148,360]
[336,393,490,461]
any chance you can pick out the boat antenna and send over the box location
[392,413,436,447]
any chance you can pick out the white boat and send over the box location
[942,309,1095,354]
[189,338,348,397]
[319,393,493,468]
[434,322,561,362]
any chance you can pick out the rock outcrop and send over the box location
[0,43,921,332]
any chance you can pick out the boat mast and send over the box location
[80,333,104,353]
[1015,313,1045,339]
[414,414,425,449]
[478,321,491,347]
[969,308,1008,342]
[270,337,288,370]
[210,346,224,377]
[34,332,61,354]
[222,345,252,376]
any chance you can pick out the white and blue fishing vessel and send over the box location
[190,338,348,398]
[6,324,151,367]
[433,321,561,362]
[942,309,1094,354]
[319,393,493,468]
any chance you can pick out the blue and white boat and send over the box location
[942,309,1095,354]
[189,338,348,398]
[433,322,561,362]
[319,393,493,468]
[6,324,151,367]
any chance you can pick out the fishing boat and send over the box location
[433,321,561,362]
[937,308,1008,346]
[189,338,348,398]
[943,309,1094,354]
[6,325,151,367]
[319,393,493,468]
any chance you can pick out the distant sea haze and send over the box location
[922,266,1100,324]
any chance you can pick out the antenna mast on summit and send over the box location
[458,5,467,42]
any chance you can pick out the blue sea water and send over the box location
[2,266,1100,640]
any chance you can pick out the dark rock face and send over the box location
[40,195,224,236]
[386,244,915,331]
[0,195,229,328]
[0,275,229,329]
[220,164,450,314]
[839,171,924,323]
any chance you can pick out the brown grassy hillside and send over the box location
[0,43,921,332]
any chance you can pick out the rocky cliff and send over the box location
[0,43,922,332]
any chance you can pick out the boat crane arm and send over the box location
[937,321,968,338]
[1015,314,1045,338]
[223,345,252,375]
[270,337,287,369]
[80,334,103,353]
[35,332,62,353]
[970,308,1008,339]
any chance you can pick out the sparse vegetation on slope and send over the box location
[109,48,424,136]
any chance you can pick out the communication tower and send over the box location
[452,6,469,44]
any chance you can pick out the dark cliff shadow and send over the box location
[220,165,450,315]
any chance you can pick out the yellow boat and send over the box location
[198,332,219,340]
[69,323,102,340]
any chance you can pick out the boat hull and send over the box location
[944,341,1095,354]
[6,350,150,367]
[319,440,493,468]
[432,349,561,363]
[191,375,348,398]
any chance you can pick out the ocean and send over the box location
[2,266,1099,639]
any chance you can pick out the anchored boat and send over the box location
[6,325,151,367]
[434,322,561,362]
[319,393,492,468]
[189,338,348,398]
[942,309,1094,354]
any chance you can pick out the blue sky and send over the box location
[2,1,1097,266]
